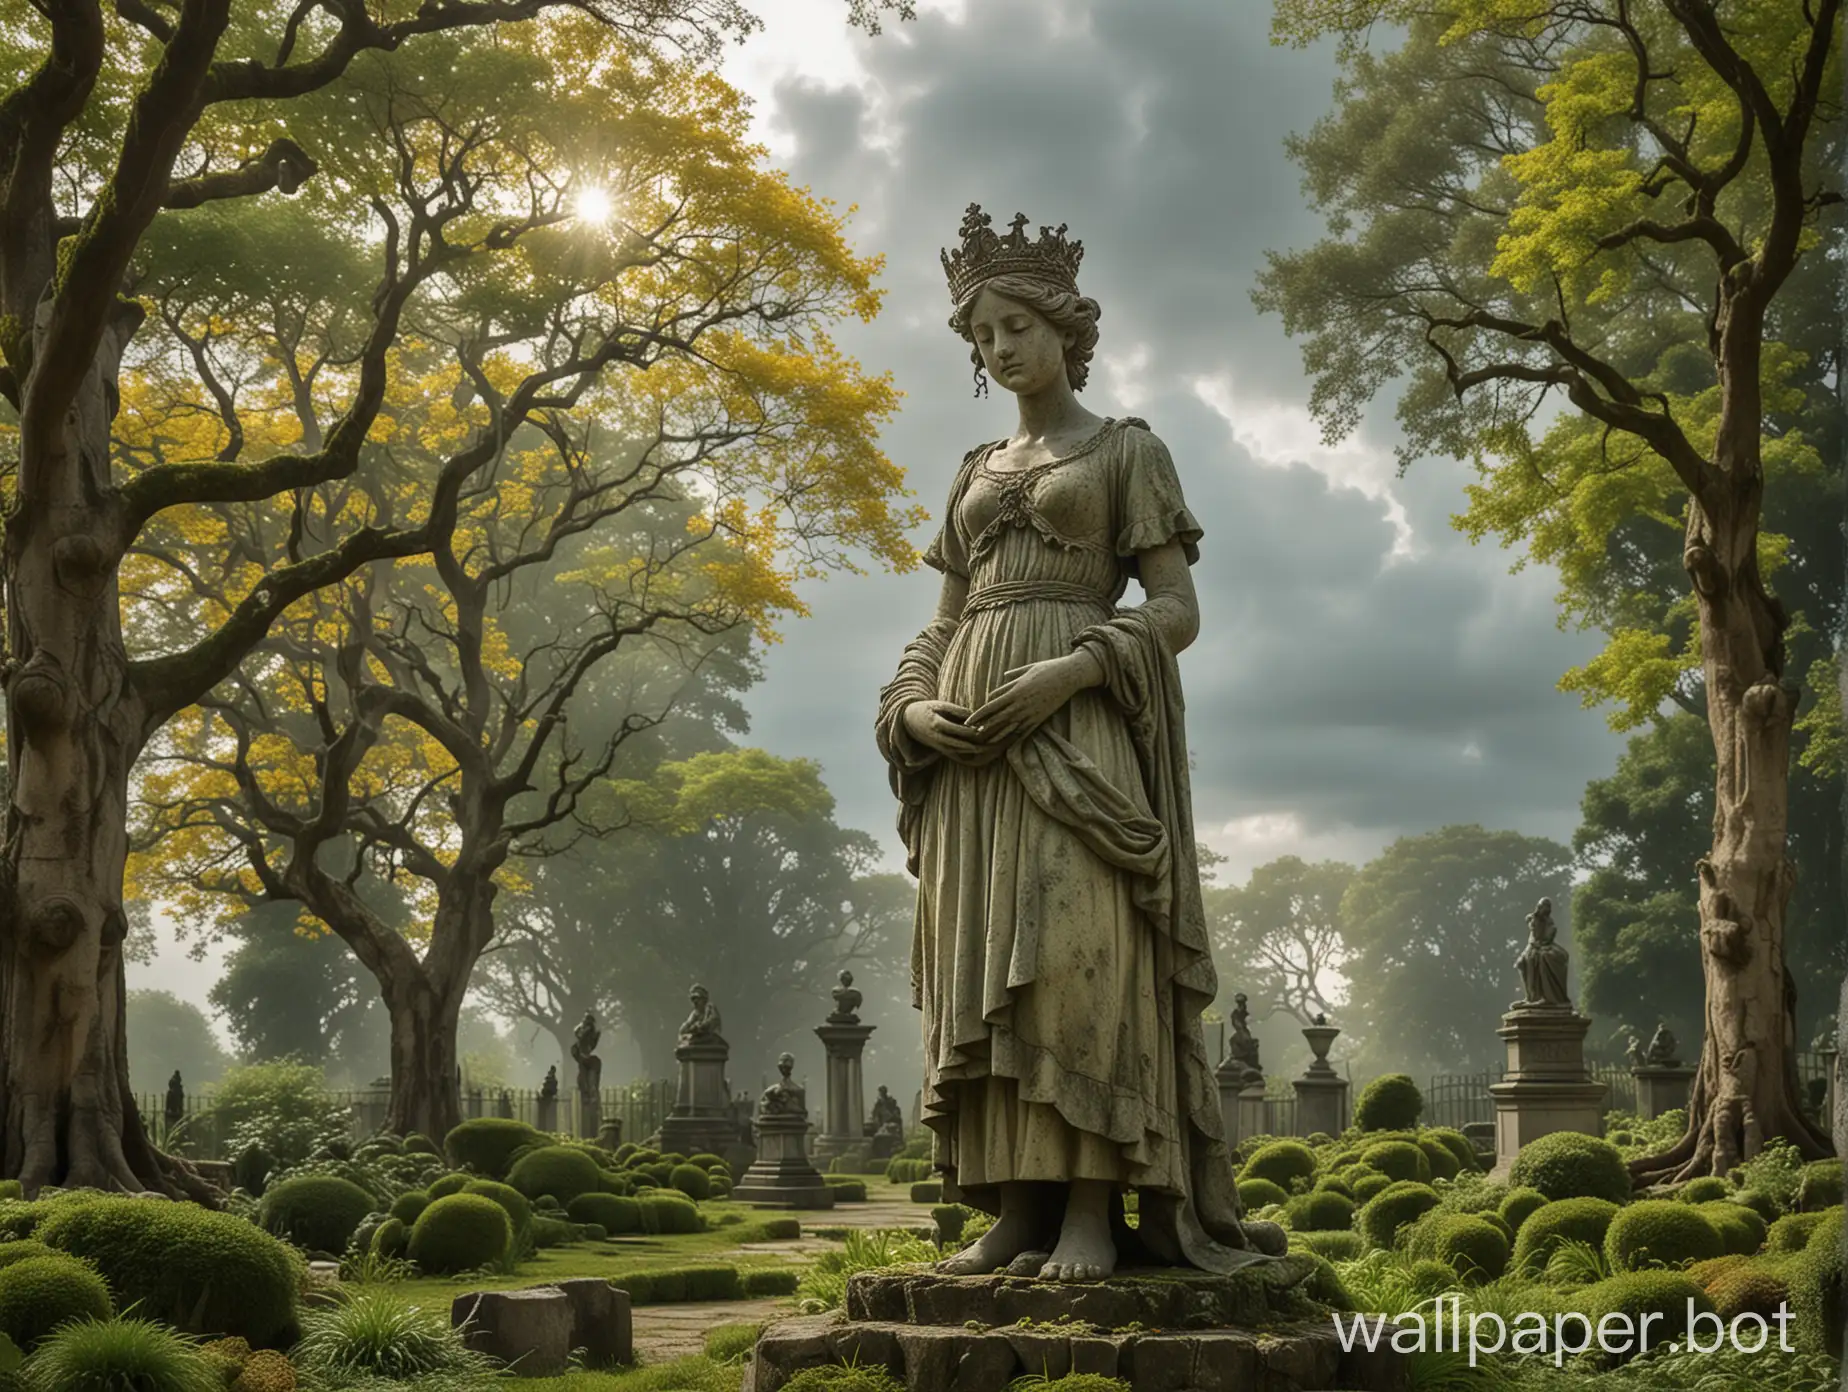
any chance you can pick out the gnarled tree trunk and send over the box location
[380,971,465,1142]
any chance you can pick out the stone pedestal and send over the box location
[1236,1079,1269,1147]
[1632,1064,1694,1120]
[578,1090,602,1142]
[597,1117,624,1152]
[1487,1007,1608,1179]
[740,1264,1405,1392]
[1214,1053,1245,1148]
[658,1037,739,1158]
[734,1111,836,1209]
[1292,1023,1349,1138]
[813,1023,876,1159]
[535,1094,558,1134]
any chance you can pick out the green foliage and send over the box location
[1703,1257,1792,1322]
[1603,1200,1725,1272]
[1350,1172,1393,1204]
[1290,1229,1363,1263]
[0,1256,111,1351]
[1512,1198,1621,1276]
[742,1269,800,1297]
[209,1062,351,1174]
[1798,1160,1842,1212]
[822,1179,867,1203]
[35,1197,301,1345]
[1581,1272,1715,1361]
[566,1193,640,1235]
[506,1146,604,1207]
[459,1180,531,1238]
[1240,1141,1318,1187]
[0,1248,50,1273]
[669,1164,712,1202]
[1236,1179,1289,1212]
[795,1229,937,1314]
[884,1158,932,1184]
[1283,1190,1355,1232]
[257,1174,375,1255]
[1509,1132,1630,1205]
[1695,1201,1766,1256]
[639,1194,704,1236]
[405,1194,512,1275]
[388,1192,429,1226]
[1767,1210,1826,1253]
[1202,856,1351,1030]
[1405,1214,1509,1283]
[1675,1177,1730,1205]
[1356,1181,1439,1250]
[426,1174,470,1200]
[703,1321,763,1364]
[369,1218,407,1260]
[1424,1129,1477,1174]
[20,1317,221,1392]
[1353,1075,1424,1131]
[443,1119,546,1181]
[293,1285,496,1382]
[1788,1207,1843,1355]
[782,1366,904,1392]
[1498,1188,1548,1234]
[1359,1141,1430,1186]
[612,1265,744,1304]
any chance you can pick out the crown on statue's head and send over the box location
[941,204,1084,304]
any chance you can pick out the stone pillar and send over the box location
[813,1023,876,1158]
[658,1037,739,1158]
[1236,1077,1269,1146]
[535,1092,558,1134]
[734,1054,835,1209]
[1632,1064,1695,1120]
[579,1089,602,1142]
[1292,1019,1349,1138]
[1487,1007,1608,1180]
[597,1116,624,1152]
[1214,1051,1246,1149]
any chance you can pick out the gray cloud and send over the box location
[735,0,1626,878]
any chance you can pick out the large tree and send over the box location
[1260,0,1841,1178]
[1338,825,1574,1077]
[0,0,915,1190]
[1203,855,1352,1028]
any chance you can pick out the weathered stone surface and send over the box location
[744,1312,1404,1392]
[452,1288,572,1377]
[846,1259,1319,1333]
[550,1277,631,1368]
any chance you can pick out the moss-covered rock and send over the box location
[1767,1210,1825,1254]
[443,1118,546,1180]
[1353,1074,1423,1131]
[1675,1176,1731,1205]
[1703,1257,1791,1322]
[427,1173,470,1200]
[669,1164,711,1202]
[1359,1141,1431,1186]
[1603,1200,1725,1272]
[0,1254,111,1350]
[388,1191,430,1226]
[567,1193,641,1235]
[1797,1160,1842,1213]
[1695,1201,1766,1256]
[506,1145,604,1207]
[1498,1187,1548,1235]
[1239,1141,1317,1188]
[1788,1207,1842,1356]
[1282,1190,1355,1232]
[1357,1181,1440,1250]
[1424,1128,1478,1174]
[461,1180,532,1238]
[1350,1171,1393,1204]
[1579,1271,1713,1362]
[1511,1197,1620,1277]
[406,1194,512,1274]
[1236,1178,1289,1212]
[1509,1132,1630,1205]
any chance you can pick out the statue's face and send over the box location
[967,286,1073,396]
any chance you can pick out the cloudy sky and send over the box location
[129,0,1629,1020]
[724,0,1627,882]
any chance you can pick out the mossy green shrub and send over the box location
[1508,1132,1631,1205]
[0,1254,111,1350]
[1292,1229,1363,1263]
[885,1158,932,1184]
[256,1174,375,1255]
[1498,1187,1548,1235]
[640,1194,703,1235]
[1578,1272,1713,1363]
[823,1178,867,1203]
[1353,1074,1423,1131]
[1603,1199,1725,1272]
[1729,1188,1779,1223]
[688,1153,727,1172]
[932,1206,969,1246]
[1767,1210,1825,1253]
[0,1243,51,1271]
[1412,1214,1509,1283]
[781,1365,904,1392]
[443,1118,545,1180]
[1511,1198,1620,1276]
[1788,1207,1843,1356]
[506,1146,603,1208]
[669,1164,711,1202]
[1677,1176,1732,1205]
[1283,1191,1355,1232]
[566,1194,641,1236]
[1695,1201,1766,1256]
[909,1182,942,1203]
[1312,1174,1353,1199]
[1239,1141,1317,1188]
[1357,1181,1440,1251]
[1350,1172,1393,1204]
[1359,1141,1430,1186]
[426,1174,470,1200]
[36,1196,301,1346]
[370,1218,408,1259]
[597,1170,632,1197]
[402,1133,441,1156]
[461,1180,531,1238]
[612,1265,744,1304]
[1797,1160,1842,1212]
[1416,1139,1460,1182]
[1425,1128,1477,1174]
[576,1222,608,1243]
[1704,1257,1792,1322]
[528,1216,575,1250]
[1236,1178,1289,1212]
[388,1191,429,1226]
[405,1194,512,1275]
[742,1268,800,1297]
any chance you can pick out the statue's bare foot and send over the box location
[1039,1193,1116,1282]
[938,1209,1038,1275]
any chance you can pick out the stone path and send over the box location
[633,1297,791,1362]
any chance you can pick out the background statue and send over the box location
[874,204,1281,1283]
[760,1053,805,1117]
[1643,1023,1680,1067]
[163,1070,184,1137]
[870,1084,904,1136]
[679,984,723,1044]
[571,1010,602,1095]
[828,969,863,1024]
[1514,898,1572,1009]
[539,1064,558,1101]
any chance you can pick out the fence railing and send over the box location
[135,1079,679,1161]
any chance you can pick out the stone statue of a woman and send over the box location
[1513,897,1572,1010]
[875,205,1282,1282]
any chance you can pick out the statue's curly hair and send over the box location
[948,273,1102,397]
